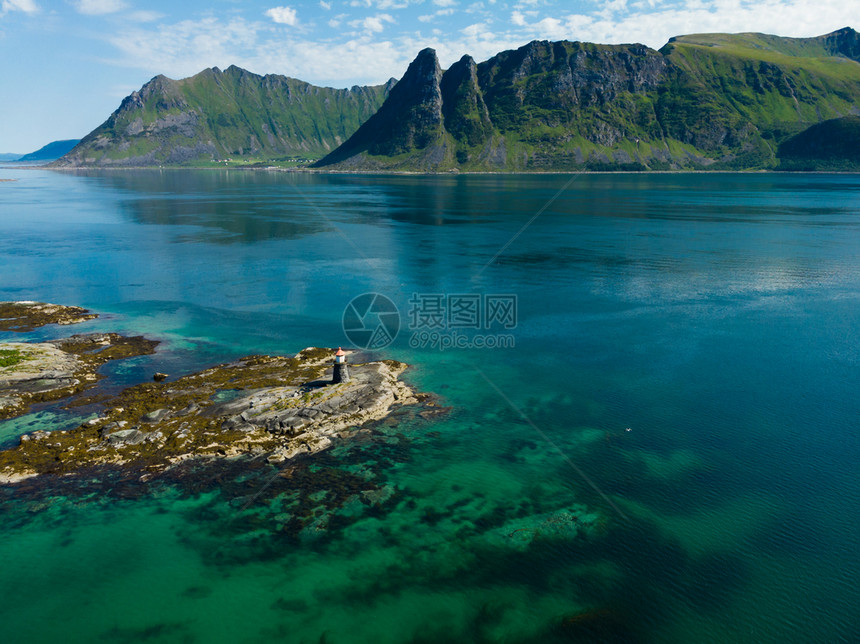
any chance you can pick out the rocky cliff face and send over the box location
[441,55,493,151]
[316,28,860,171]
[54,67,392,167]
[821,26,860,61]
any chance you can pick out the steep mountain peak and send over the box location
[224,64,253,76]
[396,47,443,103]
[314,48,445,167]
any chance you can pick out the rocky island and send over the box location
[0,302,427,485]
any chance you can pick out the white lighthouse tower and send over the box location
[332,347,350,384]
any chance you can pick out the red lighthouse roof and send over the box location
[335,347,345,356]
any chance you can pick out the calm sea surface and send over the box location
[0,169,858,643]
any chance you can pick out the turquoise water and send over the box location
[1,169,859,643]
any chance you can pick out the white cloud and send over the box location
[434,0,458,6]
[349,0,412,7]
[100,0,858,93]
[350,12,395,33]
[506,0,855,50]
[265,6,298,26]
[1,0,38,14]
[107,17,262,79]
[75,0,127,15]
[419,8,455,22]
[320,0,331,9]
[127,10,162,22]
[328,13,347,27]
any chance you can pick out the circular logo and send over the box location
[342,293,400,349]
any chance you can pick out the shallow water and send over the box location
[1,169,858,643]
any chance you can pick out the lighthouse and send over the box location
[332,347,350,384]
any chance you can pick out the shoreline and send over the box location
[6,164,859,176]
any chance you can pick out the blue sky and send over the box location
[0,0,856,152]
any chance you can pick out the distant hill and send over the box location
[315,27,860,171]
[778,116,860,170]
[0,153,22,162]
[53,67,393,167]
[17,139,81,162]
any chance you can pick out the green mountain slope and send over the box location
[777,116,860,169]
[54,66,393,167]
[316,27,860,171]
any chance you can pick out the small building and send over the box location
[332,347,350,384]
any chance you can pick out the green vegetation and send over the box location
[0,348,28,368]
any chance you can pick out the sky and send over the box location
[0,0,856,152]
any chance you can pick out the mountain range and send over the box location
[52,27,860,171]
[54,67,393,167]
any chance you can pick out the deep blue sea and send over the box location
[0,169,858,643]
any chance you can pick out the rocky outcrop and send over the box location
[0,348,427,483]
[0,301,97,332]
[1,302,160,420]
[478,40,668,124]
[0,333,159,420]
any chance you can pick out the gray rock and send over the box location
[141,408,170,423]
[107,429,150,446]
[177,403,199,415]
